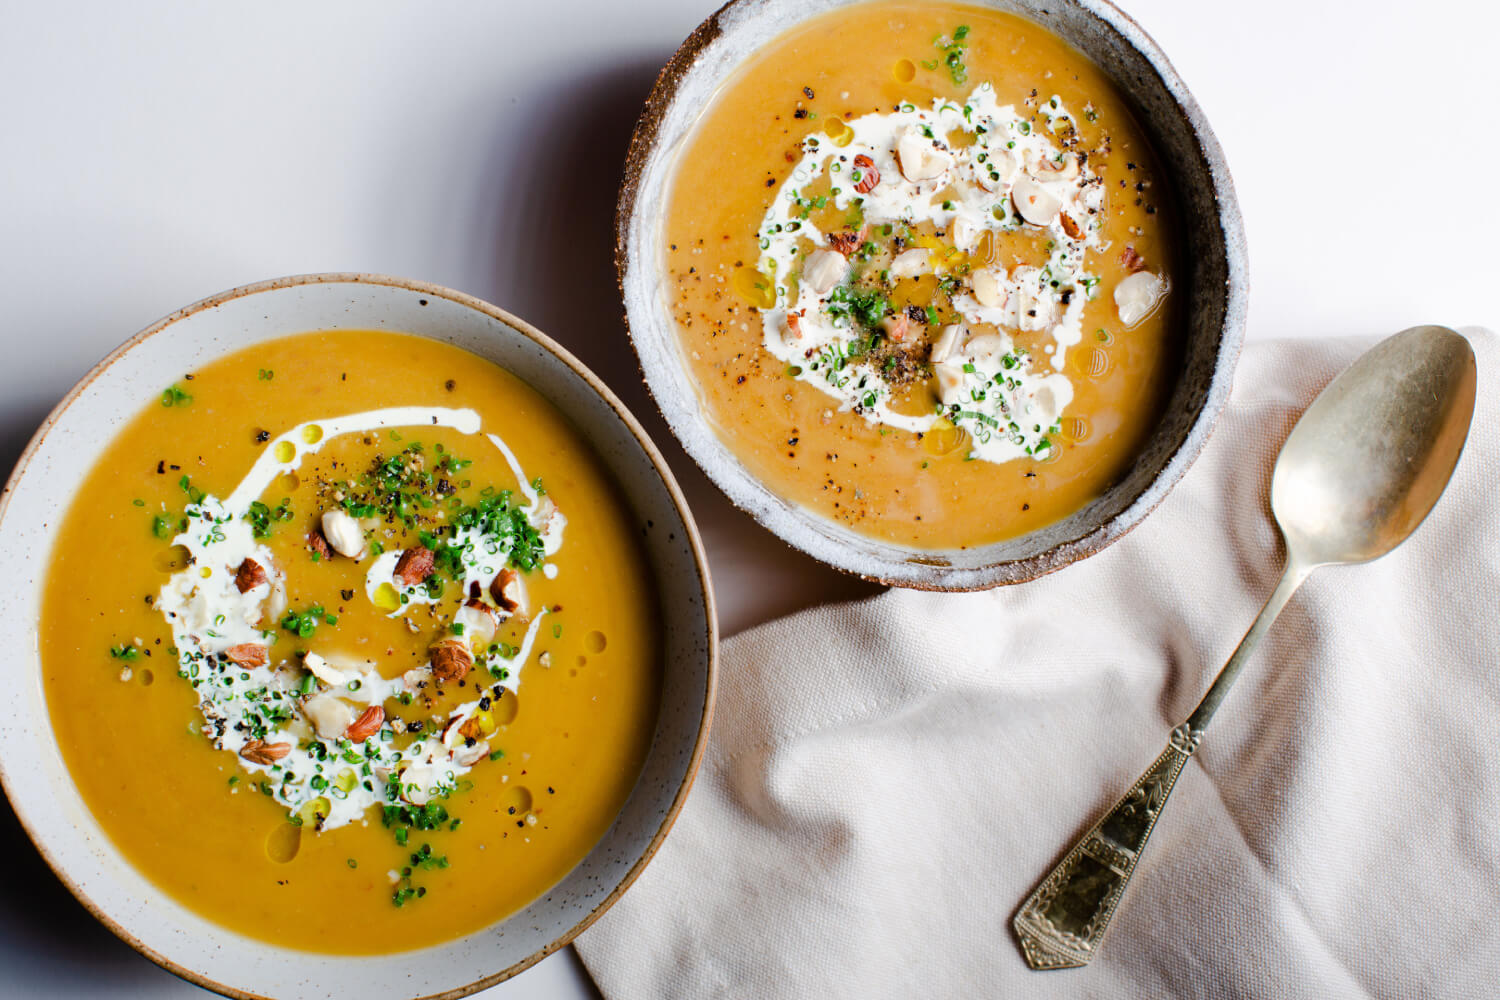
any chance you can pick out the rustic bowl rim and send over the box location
[615,0,1249,591]
[0,272,718,999]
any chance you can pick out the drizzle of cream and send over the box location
[156,406,562,831]
[225,406,482,514]
[755,86,1101,463]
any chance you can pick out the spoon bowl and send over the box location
[1272,325,1478,568]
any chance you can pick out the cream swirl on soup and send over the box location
[751,82,1164,464]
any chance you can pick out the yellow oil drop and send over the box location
[826,117,854,147]
[584,630,607,654]
[973,230,997,267]
[923,418,969,457]
[472,708,497,736]
[139,669,154,687]
[153,544,192,574]
[490,688,519,726]
[731,266,777,309]
[334,769,358,794]
[1061,416,1090,442]
[893,58,916,83]
[279,472,300,493]
[889,274,939,310]
[274,440,296,463]
[500,785,533,817]
[301,424,323,445]
[372,583,401,612]
[1084,346,1110,378]
[266,822,300,864]
[297,796,331,829]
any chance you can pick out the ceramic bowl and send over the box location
[0,274,716,998]
[618,0,1248,590]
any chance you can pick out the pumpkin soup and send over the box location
[662,1,1180,548]
[40,330,660,953]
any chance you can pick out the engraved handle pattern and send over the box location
[1012,724,1201,970]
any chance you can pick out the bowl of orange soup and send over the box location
[618,0,1247,589]
[0,274,715,997]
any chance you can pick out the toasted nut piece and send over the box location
[890,247,930,279]
[880,313,910,343]
[262,580,287,626]
[441,713,466,747]
[303,691,357,739]
[932,358,967,399]
[1059,213,1083,240]
[306,529,332,561]
[1011,177,1062,226]
[1120,245,1146,272]
[1029,152,1080,182]
[853,154,880,194]
[223,643,268,668]
[975,148,1019,192]
[781,310,804,342]
[802,249,849,296]
[240,739,291,765]
[394,545,435,586]
[929,324,964,365]
[455,599,499,647]
[234,558,268,594]
[490,568,527,615]
[320,509,366,559]
[430,637,474,682]
[452,740,490,767]
[458,716,484,741]
[345,705,384,743]
[826,229,861,256]
[1114,271,1165,326]
[896,128,954,183]
[971,269,1003,308]
[949,216,979,251]
[302,651,343,687]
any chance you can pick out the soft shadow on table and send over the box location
[470,56,884,637]
[0,795,206,996]
[0,404,51,481]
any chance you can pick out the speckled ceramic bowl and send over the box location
[0,274,716,999]
[618,0,1248,590]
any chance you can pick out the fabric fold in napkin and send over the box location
[576,330,1500,999]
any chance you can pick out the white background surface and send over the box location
[0,1,1494,997]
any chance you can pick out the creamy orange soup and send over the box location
[663,1,1180,548]
[41,331,660,953]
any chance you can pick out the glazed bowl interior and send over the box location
[0,275,714,999]
[618,0,1247,590]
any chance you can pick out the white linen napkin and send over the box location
[575,329,1500,999]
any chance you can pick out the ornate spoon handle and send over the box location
[1012,725,1199,969]
[1012,562,1309,970]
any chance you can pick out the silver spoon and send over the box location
[1013,325,1478,969]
